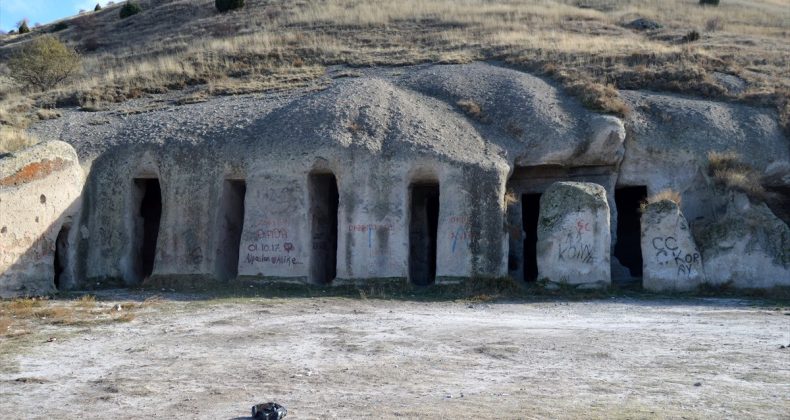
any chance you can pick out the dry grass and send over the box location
[457,99,486,121]
[0,316,11,335]
[707,150,767,200]
[0,126,38,154]
[0,296,141,334]
[0,0,787,125]
[503,190,519,207]
[647,188,682,205]
[35,108,62,120]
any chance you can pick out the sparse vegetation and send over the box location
[457,99,485,121]
[0,127,38,154]
[642,188,682,212]
[216,0,245,13]
[119,2,141,19]
[7,35,81,91]
[36,108,61,120]
[0,296,140,335]
[95,4,103,12]
[699,0,720,5]
[707,151,767,200]
[0,0,786,127]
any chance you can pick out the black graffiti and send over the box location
[558,235,593,264]
[652,236,701,278]
[652,236,678,257]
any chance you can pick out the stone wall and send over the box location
[0,141,83,297]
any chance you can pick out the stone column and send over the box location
[641,199,705,292]
[537,181,611,288]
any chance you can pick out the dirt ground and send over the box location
[1,291,789,419]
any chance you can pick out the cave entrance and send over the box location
[522,193,541,282]
[409,183,440,286]
[614,186,647,278]
[53,224,70,290]
[216,180,246,281]
[134,178,162,280]
[309,173,339,284]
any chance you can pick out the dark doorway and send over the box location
[409,184,440,286]
[134,178,162,280]
[309,173,339,284]
[216,180,246,281]
[614,186,647,277]
[53,224,70,290]
[521,193,541,282]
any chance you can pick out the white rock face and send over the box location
[641,200,705,292]
[537,182,610,288]
[0,141,83,297]
[695,193,790,289]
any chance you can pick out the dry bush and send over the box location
[0,127,38,153]
[36,108,61,120]
[708,151,748,174]
[707,151,767,200]
[457,99,485,121]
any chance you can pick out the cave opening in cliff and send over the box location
[309,173,339,284]
[521,193,542,282]
[134,178,162,280]
[614,186,647,278]
[409,183,440,286]
[216,180,246,281]
[53,224,70,290]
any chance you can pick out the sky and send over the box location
[0,0,113,32]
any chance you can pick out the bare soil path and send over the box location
[1,293,789,419]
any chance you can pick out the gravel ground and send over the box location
[1,293,788,419]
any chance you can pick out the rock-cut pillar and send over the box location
[536,181,611,288]
[641,199,705,292]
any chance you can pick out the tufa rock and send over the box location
[641,199,705,292]
[537,182,611,288]
[694,193,790,289]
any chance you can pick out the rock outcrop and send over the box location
[0,141,83,297]
[641,200,705,292]
[695,193,790,289]
[537,182,611,288]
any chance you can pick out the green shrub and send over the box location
[8,35,81,90]
[18,20,30,34]
[119,2,142,19]
[699,0,720,5]
[95,3,102,11]
[215,0,245,13]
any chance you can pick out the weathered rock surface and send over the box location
[695,193,789,289]
[0,141,83,297]
[618,90,789,223]
[537,182,611,288]
[1,62,784,294]
[641,200,705,292]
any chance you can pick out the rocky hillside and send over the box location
[0,0,789,146]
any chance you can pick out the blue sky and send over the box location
[1,0,113,32]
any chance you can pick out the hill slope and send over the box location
[1,0,789,143]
